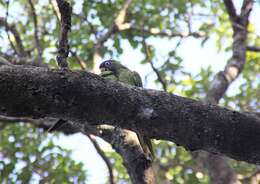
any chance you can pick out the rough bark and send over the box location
[56,0,71,69]
[87,1,156,182]
[98,125,156,184]
[0,65,259,165]
[196,1,254,184]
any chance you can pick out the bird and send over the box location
[99,59,154,160]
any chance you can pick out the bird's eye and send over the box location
[105,61,110,66]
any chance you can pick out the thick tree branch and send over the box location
[0,65,259,165]
[197,1,254,184]
[206,0,253,104]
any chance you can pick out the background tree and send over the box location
[0,0,259,183]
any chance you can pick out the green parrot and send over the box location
[99,59,154,160]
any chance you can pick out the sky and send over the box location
[1,1,260,184]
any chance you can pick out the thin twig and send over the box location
[131,26,205,38]
[0,17,26,57]
[70,50,86,70]
[242,168,260,183]
[247,45,260,52]
[87,134,116,184]
[142,32,167,91]
[28,0,43,63]
[50,0,60,22]
[4,0,17,55]
[56,0,72,69]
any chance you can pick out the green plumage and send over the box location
[100,63,142,87]
[100,60,154,160]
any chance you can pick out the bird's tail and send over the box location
[47,119,66,132]
[137,134,154,161]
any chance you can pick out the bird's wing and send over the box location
[132,71,143,87]
[100,70,118,81]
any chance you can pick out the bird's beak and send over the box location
[100,67,106,72]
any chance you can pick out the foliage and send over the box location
[0,123,86,183]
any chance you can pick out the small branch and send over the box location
[149,61,167,91]
[246,45,260,52]
[56,0,72,69]
[50,0,60,22]
[242,168,260,183]
[114,0,132,26]
[87,134,116,184]
[127,26,206,38]
[4,0,17,55]
[94,0,133,51]
[0,17,26,57]
[223,0,238,26]
[0,56,12,66]
[28,0,43,63]
[142,37,167,91]
[92,0,133,72]
[241,0,254,19]
[70,50,86,70]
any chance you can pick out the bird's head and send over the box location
[99,59,120,74]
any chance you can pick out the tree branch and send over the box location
[195,1,254,184]
[28,0,43,63]
[206,0,253,104]
[223,0,238,25]
[97,125,156,184]
[246,45,260,52]
[0,17,26,57]
[241,0,254,20]
[0,65,259,165]
[142,36,167,91]
[56,0,71,68]
[130,26,205,38]
[87,134,116,184]
[84,2,156,182]
[92,0,133,73]
[70,50,86,70]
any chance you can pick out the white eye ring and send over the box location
[105,61,110,66]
